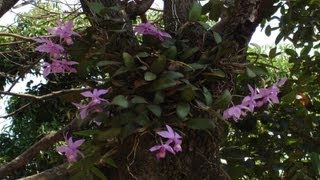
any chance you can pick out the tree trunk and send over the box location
[0,0,19,18]
[104,122,229,179]
[80,0,139,53]
[163,0,195,34]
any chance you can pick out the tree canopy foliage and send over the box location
[0,0,319,179]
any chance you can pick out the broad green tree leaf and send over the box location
[111,95,129,108]
[189,2,202,21]
[144,72,157,81]
[212,90,232,109]
[187,118,216,129]
[150,77,176,91]
[213,31,222,44]
[176,102,190,119]
[150,55,167,74]
[123,52,136,70]
[147,105,162,117]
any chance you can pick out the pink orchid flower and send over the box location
[48,20,80,45]
[134,22,171,41]
[72,101,104,119]
[72,102,103,119]
[150,125,183,159]
[223,77,287,121]
[157,125,182,152]
[149,142,175,159]
[223,105,250,121]
[72,102,92,119]
[42,59,78,77]
[56,133,85,163]
[34,38,64,58]
[257,77,287,106]
[72,89,109,119]
[241,85,261,112]
[81,89,109,104]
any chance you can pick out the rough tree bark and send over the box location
[163,0,196,34]
[1,0,276,179]
[80,0,139,53]
[0,0,19,18]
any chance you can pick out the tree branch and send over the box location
[123,0,154,18]
[0,88,91,101]
[0,131,65,178]
[18,164,70,180]
[0,113,94,178]
[211,0,277,39]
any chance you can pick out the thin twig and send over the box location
[0,41,27,46]
[6,54,44,93]
[0,102,31,119]
[0,32,34,41]
[0,88,92,101]
[0,32,54,41]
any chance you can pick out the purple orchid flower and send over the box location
[134,22,171,41]
[149,142,175,159]
[72,102,92,119]
[223,105,250,121]
[223,77,287,121]
[72,89,109,119]
[48,20,80,45]
[275,77,287,87]
[56,133,85,163]
[150,125,183,159]
[241,85,261,112]
[42,59,78,77]
[72,101,104,119]
[257,77,287,106]
[34,38,64,58]
[258,87,280,105]
[81,89,109,104]
[157,125,182,152]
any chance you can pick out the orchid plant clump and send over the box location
[40,19,285,164]
[38,20,179,163]
[34,20,79,77]
[223,77,287,121]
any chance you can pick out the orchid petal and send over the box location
[149,145,162,152]
[73,139,85,148]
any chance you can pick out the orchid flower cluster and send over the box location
[72,89,109,120]
[134,22,171,41]
[56,133,85,163]
[34,20,80,77]
[56,89,108,163]
[223,77,287,121]
[150,125,182,159]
